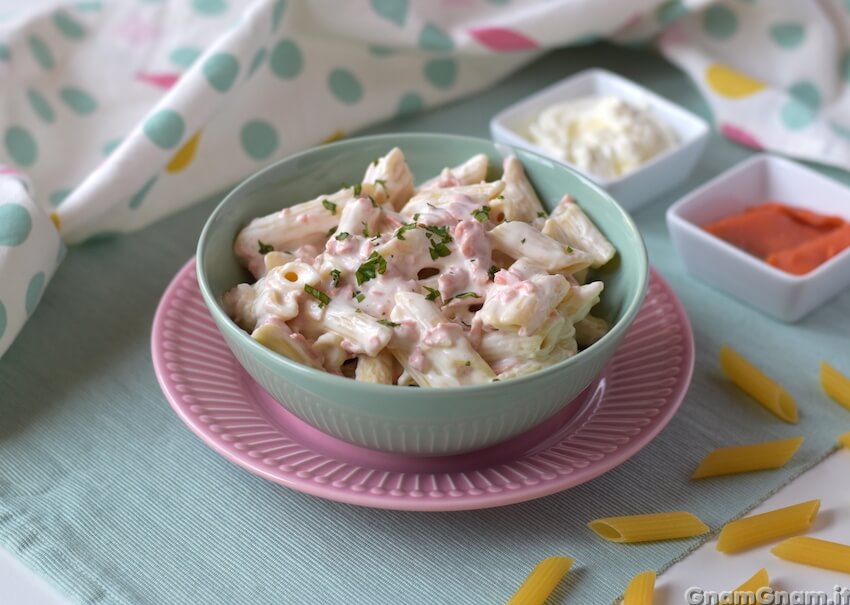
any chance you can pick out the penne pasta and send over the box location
[355,351,395,384]
[588,512,709,543]
[719,345,798,424]
[691,436,804,479]
[716,500,820,553]
[839,431,850,449]
[251,320,323,370]
[362,147,414,209]
[491,155,546,223]
[488,221,592,274]
[820,361,850,412]
[419,153,489,190]
[549,195,616,267]
[574,314,608,347]
[622,570,655,605]
[771,536,850,574]
[733,568,769,598]
[507,556,574,605]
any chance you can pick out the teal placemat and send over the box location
[2,44,850,605]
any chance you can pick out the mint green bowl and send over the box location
[196,133,648,456]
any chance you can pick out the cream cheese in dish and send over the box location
[527,95,677,180]
[224,148,618,387]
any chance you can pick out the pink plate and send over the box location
[152,260,694,511]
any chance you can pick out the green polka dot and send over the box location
[269,39,302,80]
[703,5,738,40]
[128,177,157,209]
[240,120,278,160]
[25,271,45,316]
[369,45,395,56]
[656,0,687,24]
[192,0,227,16]
[102,137,122,155]
[844,0,850,12]
[0,204,32,246]
[203,52,239,92]
[396,92,423,117]
[248,48,266,76]
[424,58,456,89]
[49,189,72,207]
[841,49,850,83]
[169,46,201,69]
[271,0,286,31]
[28,35,54,70]
[0,44,10,61]
[419,23,454,52]
[830,121,850,140]
[27,89,55,123]
[0,301,6,342]
[143,109,185,149]
[780,82,821,131]
[769,23,804,49]
[328,69,363,104]
[53,10,85,39]
[60,87,98,115]
[371,0,407,26]
[4,127,38,167]
[74,1,103,11]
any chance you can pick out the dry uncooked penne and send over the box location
[771,536,850,574]
[716,500,820,553]
[588,512,709,543]
[719,345,798,423]
[821,361,850,412]
[733,568,769,594]
[507,556,574,605]
[691,436,804,479]
[623,570,656,605]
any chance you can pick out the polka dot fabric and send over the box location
[0,0,849,357]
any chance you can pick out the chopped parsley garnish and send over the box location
[521,238,526,245]
[353,290,365,303]
[566,245,574,253]
[361,222,370,237]
[423,286,440,301]
[330,269,341,287]
[464,360,471,367]
[452,291,481,300]
[353,183,362,196]
[537,211,547,218]
[374,179,387,190]
[424,224,452,242]
[471,205,491,222]
[429,241,451,260]
[496,195,505,200]
[327,226,337,237]
[355,307,362,313]
[257,240,274,254]
[368,195,379,208]
[488,265,500,281]
[372,158,380,166]
[355,251,387,285]
[304,284,331,308]
[395,222,417,240]
[412,213,420,222]
[335,231,350,241]
[322,199,337,215]
[376,319,399,328]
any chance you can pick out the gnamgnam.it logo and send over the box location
[685,585,850,605]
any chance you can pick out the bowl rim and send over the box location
[196,132,650,396]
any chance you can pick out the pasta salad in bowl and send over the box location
[196,134,648,455]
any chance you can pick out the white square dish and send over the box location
[489,68,710,212]
[666,154,850,322]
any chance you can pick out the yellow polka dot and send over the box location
[706,64,766,98]
[321,129,345,144]
[166,130,201,173]
[49,212,61,231]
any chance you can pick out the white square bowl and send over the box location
[490,68,710,212]
[667,154,850,322]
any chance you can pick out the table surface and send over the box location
[4,2,850,598]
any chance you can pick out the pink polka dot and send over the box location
[0,165,21,176]
[136,72,181,89]
[468,27,538,51]
[720,123,764,150]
